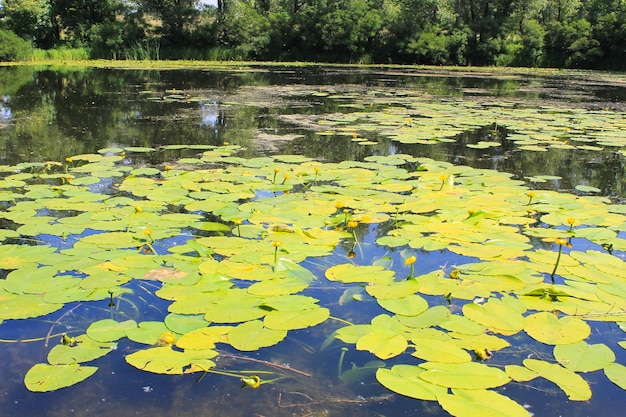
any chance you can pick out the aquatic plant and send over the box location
[0,145,624,417]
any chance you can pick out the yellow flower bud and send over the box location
[449,269,461,279]
[158,332,175,346]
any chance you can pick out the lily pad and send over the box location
[437,389,532,417]
[523,359,591,401]
[125,345,218,374]
[418,361,510,389]
[227,320,287,351]
[25,363,98,392]
[48,336,116,365]
[524,312,590,345]
[604,362,626,389]
[553,342,616,372]
[86,319,138,342]
[376,364,447,401]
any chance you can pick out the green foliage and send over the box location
[142,0,200,45]
[0,29,32,61]
[3,0,624,68]
[31,47,90,61]
[0,0,57,48]
[543,19,604,68]
[88,21,125,59]
[406,24,450,65]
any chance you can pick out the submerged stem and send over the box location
[338,347,348,377]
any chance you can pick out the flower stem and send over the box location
[550,243,563,282]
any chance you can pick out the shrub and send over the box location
[0,30,33,61]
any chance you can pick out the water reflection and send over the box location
[200,101,220,127]
[0,97,12,121]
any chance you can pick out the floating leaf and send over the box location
[553,342,616,372]
[524,312,590,345]
[227,320,287,351]
[24,364,98,392]
[176,326,233,349]
[523,359,591,401]
[125,345,217,374]
[125,321,172,345]
[164,313,210,335]
[575,185,601,193]
[437,389,532,417]
[48,336,116,365]
[325,263,395,284]
[86,319,137,342]
[377,294,429,316]
[0,291,63,320]
[411,338,472,364]
[264,307,330,331]
[505,365,538,382]
[418,361,510,389]
[462,297,525,335]
[604,362,626,389]
[376,364,447,401]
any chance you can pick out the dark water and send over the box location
[0,65,625,417]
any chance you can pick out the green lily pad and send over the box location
[48,335,117,365]
[411,338,472,364]
[325,263,395,284]
[505,364,538,382]
[125,321,172,345]
[462,297,525,336]
[523,359,591,401]
[376,364,447,401]
[24,363,98,392]
[164,313,209,335]
[438,388,532,417]
[0,291,64,320]
[418,361,510,389]
[377,294,429,316]
[176,326,233,349]
[356,330,408,360]
[86,319,137,342]
[524,312,590,345]
[264,307,330,331]
[553,342,616,372]
[604,362,626,389]
[227,320,287,351]
[125,345,218,374]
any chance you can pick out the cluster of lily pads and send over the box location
[0,144,625,417]
[274,84,626,159]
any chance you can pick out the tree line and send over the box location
[1,0,625,69]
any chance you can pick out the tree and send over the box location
[1,0,57,47]
[452,0,518,65]
[50,0,122,47]
[315,0,384,62]
[140,0,200,45]
[543,18,602,68]
[222,0,271,57]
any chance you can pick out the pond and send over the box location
[0,64,625,417]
